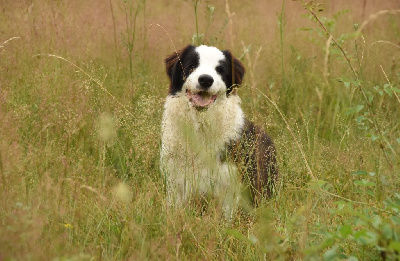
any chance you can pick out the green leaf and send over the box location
[354,229,367,240]
[308,179,328,189]
[343,107,354,115]
[388,241,400,252]
[333,201,347,211]
[367,91,374,103]
[356,115,366,124]
[391,216,400,225]
[355,230,378,245]
[334,200,347,205]
[324,245,346,261]
[396,138,400,144]
[354,179,376,187]
[373,86,384,96]
[225,229,254,245]
[355,105,364,113]
[384,89,393,97]
[344,105,364,115]
[372,215,381,228]
[383,83,393,97]
[384,197,400,212]
[339,224,352,238]
[365,133,379,141]
[366,189,375,197]
[351,170,368,175]
[382,224,393,239]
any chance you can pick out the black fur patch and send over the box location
[221,50,245,95]
[165,45,199,95]
[228,120,278,205]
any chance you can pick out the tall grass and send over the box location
[0,0,400,259]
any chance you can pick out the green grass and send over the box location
[1,0,400,260]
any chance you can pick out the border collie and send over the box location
[160,45,278,217]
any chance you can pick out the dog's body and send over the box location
[160,45,277,215]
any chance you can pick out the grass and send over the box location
[1,0,400,260]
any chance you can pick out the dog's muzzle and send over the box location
[186,89,217,109]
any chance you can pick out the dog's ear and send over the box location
[165,45,194,81]
[223,50,245,87]
[233,56,245,86]
[165,45,194,95]
[165,49,182,81]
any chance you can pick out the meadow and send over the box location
[1,0,400,260]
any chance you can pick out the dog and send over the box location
[160,45,278,217]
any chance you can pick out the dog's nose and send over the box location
[198,74,214,89]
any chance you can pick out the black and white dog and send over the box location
[160,45,277,216]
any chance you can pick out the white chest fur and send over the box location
[160,94,245,207]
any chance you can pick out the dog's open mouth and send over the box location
[186,90,217,109]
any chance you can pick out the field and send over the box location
[1,0,400,260]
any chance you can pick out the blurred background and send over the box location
[1,0,400,260]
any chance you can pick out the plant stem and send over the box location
[279,0,286,89]
[308,8,358,79]
[123,2,133,85]
[109,0,118,68]
[0,150,5,190]
[194,0,200,45]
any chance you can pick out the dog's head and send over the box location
[165,45,245,109]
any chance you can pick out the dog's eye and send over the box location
[188,64,196,73]
[216,66,223,74]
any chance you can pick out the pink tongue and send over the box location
[191,93,217,107]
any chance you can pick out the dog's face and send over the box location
[165,45,245,109]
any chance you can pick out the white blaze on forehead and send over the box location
[195,45,225,68]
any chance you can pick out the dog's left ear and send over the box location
[233,56,245,86]
[223,50,245,87]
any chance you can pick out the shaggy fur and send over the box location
[160,45,277,216]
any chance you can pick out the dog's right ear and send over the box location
[165,49,181,82]
[165,45,193,81]
[165,45,194,95]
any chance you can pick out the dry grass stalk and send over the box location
[241,41,262,105]
[380,64,400,104]
[0,36,20,50]
[323,34,332,85]
[224,0,235,50]
[356,9,400,39]
[369,40,400,51]
[108,0,118,67]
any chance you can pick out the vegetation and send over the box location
[0,0,399,259]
